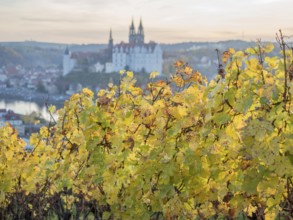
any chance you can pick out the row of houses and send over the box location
[0,64,61,94]
[0,109,42,137]
[0,109,25,136]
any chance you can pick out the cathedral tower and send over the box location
[136,19,144,44]
[108,29,113,50]
[63,46,76,76]
[129,19,136,44]
[108,29,113,61]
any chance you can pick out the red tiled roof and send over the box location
[114,41,157,52]
[5,111,21,121]
[6,66,18,75]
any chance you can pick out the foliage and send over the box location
[21,111,47,125]
[36,81,47,93]
[0,42,292,219]
[61,70,163,92]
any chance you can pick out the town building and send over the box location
[63,47,76,76]
[62,19,162,76]
[0,110,25,136]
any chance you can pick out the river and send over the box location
[0,99,58,121]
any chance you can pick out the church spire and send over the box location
[137,18,144,44]
[108,29,113,47]
[129,18,136,44]
[109,29,113,41]
[138,18,144,34]
[108,29,113,61]
[130,18,135,33]
[64,46,69,55]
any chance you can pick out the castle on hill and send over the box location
[63,19,163,76]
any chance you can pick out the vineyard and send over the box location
[0,34,292,219]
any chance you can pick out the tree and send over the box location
[36,80,46,93]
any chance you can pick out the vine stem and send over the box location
[257,39,265,85]
[276,30,288,111]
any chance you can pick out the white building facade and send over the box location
[112,42,162,73]
[112,20,163,74]
[63,47,76,76]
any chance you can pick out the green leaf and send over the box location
[214,113,231,125]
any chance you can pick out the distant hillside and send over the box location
[0,41,65,50]
[160,40,275,51]
[0,46,24,66]
[0,41,108,68]
[0,44,63,67]
[0,41,107,52]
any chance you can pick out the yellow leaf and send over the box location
[247,58,260,70]
[222,51,231,64]
[129,86,143,96]
[234,51,244,58]
[263,43,274,53]
[126,71,134,78]
[150,71,159,79]
[5,151,13,161]
[174,60,184,68]
[97,89,105,97]
[172,75,184,87]
[40,127,49,137]
[245,47,256,55]
[228,48,236,54]
[184,66,193,75]
[265,56,279,69]
[154,80,166,87]
[189,71,203,84]
[48,105,56,113]
[246,204,257,217]
[264,211,276,220]
[82,88,94,98]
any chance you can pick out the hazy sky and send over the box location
[0,0,293,44]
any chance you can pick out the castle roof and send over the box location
[114,41,158,53]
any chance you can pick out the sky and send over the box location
[0,0,293,44]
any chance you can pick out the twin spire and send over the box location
[108,19,145,46]
[129,18,144,44]
[130,18,144,35]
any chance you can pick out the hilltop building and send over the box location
[112,19,162,73]
[62,19,162,76]
[63,47,76,76]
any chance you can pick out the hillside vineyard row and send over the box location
[0,41,292,219]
